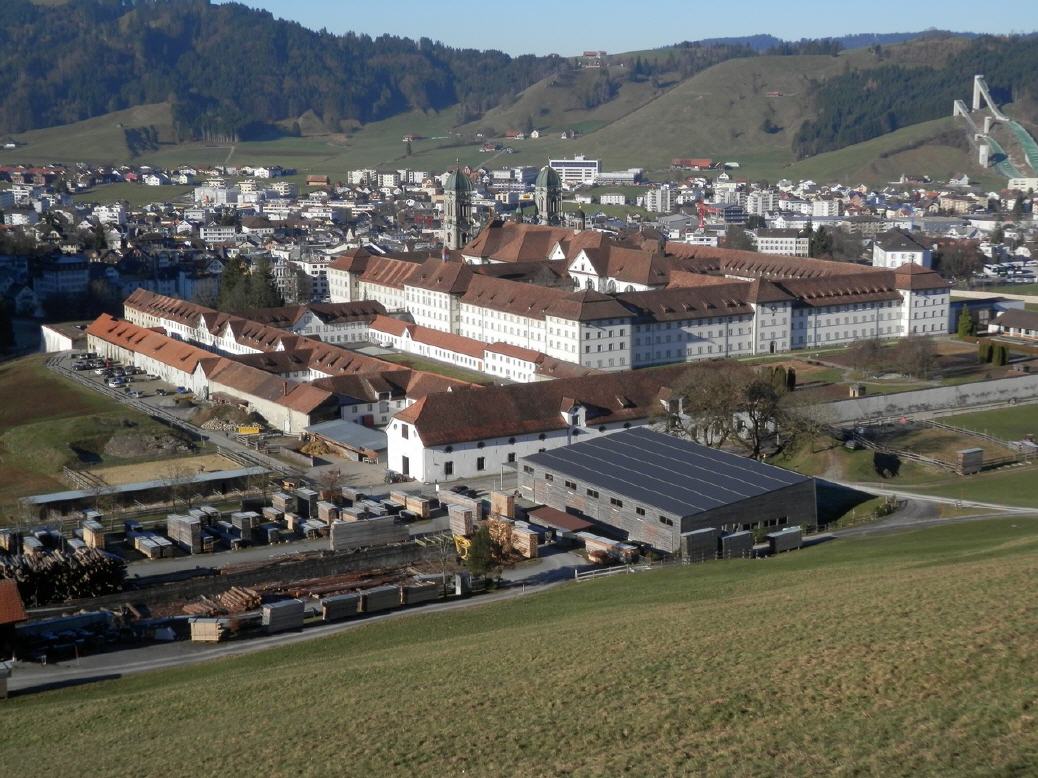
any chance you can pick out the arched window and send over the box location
[585,278,594,290]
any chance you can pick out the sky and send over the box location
[224,0,1037,56]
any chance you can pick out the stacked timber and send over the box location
[130,531,173,559]
[328,516,408,551]
[295,488,319,518]
[718,531,753,559]
[448,505,474,537]
[230,512,260,544]
[316,501,339,523]
[320,592,361,621]
[490,491,515,519]
[166,514,203,554]
[404,494,432,519]
[361,584,400,613]
[681,528,718,563]
[389,490,409,506]
[271,492,297,513]
[511,526,539,559]
[0,529,21,553]
[198,505,222,521]
[767,526,802,555]
[262,599,305,633]
[360,500,388,517]
[341,486,366,503]
[438,491,482,520]
[574,532,637,562]
[402,581,441,605]
[0,547,126,605]
[81,520,107,550]
[262,506,284,522]
[189,617,227,642]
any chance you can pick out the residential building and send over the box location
[872,230,933,269]
[754,228,809,257]
[548,156,601,185]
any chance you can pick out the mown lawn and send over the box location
[2,519,1037,776]
[941,403,1038,441]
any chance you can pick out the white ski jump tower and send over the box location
[952,75,1007,169]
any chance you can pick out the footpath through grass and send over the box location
[3,519,1037,776]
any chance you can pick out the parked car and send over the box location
[175,386,190,394]
[155,388,168,396]
[128,390,143,399]
[106,378,125,388]
[93,367,108,375]
[449,484,471,494]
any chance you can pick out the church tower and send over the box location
[534,165,562,226]
[442,166,473,250]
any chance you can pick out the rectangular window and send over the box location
[544,473,553,482]
[507,452,516,463]
[610,497,623,508]
[635,507,645,516]
[444,461,454,476]
[400,424,409,439]
[523,465,534,474]
[564,480,577,490]
[586,488,599,498]
[476,457,485,472]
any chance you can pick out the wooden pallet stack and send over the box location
[271,491,297,513]
[438,491,482,520]
[81,519,107,550]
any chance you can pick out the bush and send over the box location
[979,341,993,363]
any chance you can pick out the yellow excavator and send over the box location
[453,534,472,559]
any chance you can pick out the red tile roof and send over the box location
[0,578,27,625]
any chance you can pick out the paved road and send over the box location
[823,477,1037,514]
[8,548,592,695]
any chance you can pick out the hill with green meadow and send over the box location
[3,518,1037,776]
[1,1,1034,186]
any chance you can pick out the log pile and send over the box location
[0,547,126,606]
[181,586,261,616]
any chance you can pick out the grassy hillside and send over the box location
[0,36,1002,187]
[0,102,175,163]
[2,519,1036,776]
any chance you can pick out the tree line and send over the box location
[0,0,562,139]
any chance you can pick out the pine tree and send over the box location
[957,309,976,338]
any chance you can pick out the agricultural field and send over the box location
[3,519,1037,776]
[0,355,195,521]
[88,453,238,487]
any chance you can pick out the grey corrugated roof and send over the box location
[306,418,388,451]
[522,428,811,518]
[22,467,269,505]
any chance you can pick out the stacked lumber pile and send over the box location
[189,617,227,642]
[448,505,474,537]
[262,599,305,633]
[438,491,482,520]
[81,520,107,550]
[402,581,441,605]
[490,491,515,519]
[316,501,339,523]
[271,492,297,513]
[166,514,203,554]
[321,592,361,621]
[361,584,401,613]
[328,516,408,551]
[575,532,638,563]
[511,525,539,559]
[681,528,718,563]
[0,547,126,606]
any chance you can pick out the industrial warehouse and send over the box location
[519,427,817,552]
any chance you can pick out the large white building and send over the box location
[548,156,601,185]
[872,230,933,269]
[754,228,809,257]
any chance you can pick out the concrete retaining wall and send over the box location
[818,373,1038,424]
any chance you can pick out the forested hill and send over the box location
[0,0,564,140]
[794,36,1038,158]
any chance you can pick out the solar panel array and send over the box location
[523,427,810,517]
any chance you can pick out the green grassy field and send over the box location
[941,403,1038,441]
[72,182,193,208]
[3,518,1036,776]
[0,355,174,519]
[981,283,1038,296]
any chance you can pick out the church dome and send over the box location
[445,168,472,194]
[535,165,561,189]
